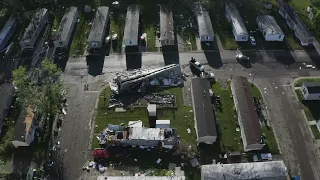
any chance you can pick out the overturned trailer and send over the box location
[110,64,182,94]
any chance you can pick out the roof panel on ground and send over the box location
[191,77,217,138]
[88,6,109,43]
[160,6,174,41]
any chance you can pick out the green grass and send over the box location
[311,125,320,139]
[146,26,157,51]
[183,31,197,51]
[69,11,93,56]
[50,12,63,35]
[294,78,320,87]
[251,84,279,154]
[92,86,196,149]
[212,82,243,152]
[295,89,320,121]
[109,16,125,53]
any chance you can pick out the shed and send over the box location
[147,104,157,117]
[123,5,140,46]
[156,120,170,128]
[256,15,284,41]
[54,7,78,48]
[87,6,110,50]
[191,77,217,144]
[201,161,287,180]
[128,120,143,127]
[231,76,264,151]
[300,81,320,100]
[225,3,248,41]
[196,4,214,42]
[0,83,14,134]
[159,6,175,46]
[0,16,17,51]
[20,8,49,50]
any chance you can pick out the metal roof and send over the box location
[97,176,185,180]
[13,106,35,142]
[88,6,109,43]
[55,7,78,41]
[191,77,217,138]
[225,3,248,36]
[201,161,287,180]
[256,15,284,35]
[123,5,140,41]
[231,76,262,146]
[196,4,214,37]
[21,8,48,43]
[0,83,14,121]
[0,16,16,50]
[160,6,174,41]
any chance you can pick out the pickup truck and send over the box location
[200,72,215,81]
[189,58,204,72]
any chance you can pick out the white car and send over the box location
[190,58,205,72]
[250,36,256,46]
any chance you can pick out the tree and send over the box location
[13,59,63,117]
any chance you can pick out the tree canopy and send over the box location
[12,59,64,116]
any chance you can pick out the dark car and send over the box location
[236,54,250,61]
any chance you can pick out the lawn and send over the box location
[109,16,125,53]
[69,11,93,56]
[212,82,243,152]
[294,78,320,87]
[311,125,320,139]
[251,83,279,154]
[295,89,320,121]
[145,26,157,51]
[92,86,196,149]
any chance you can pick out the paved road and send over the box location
[59,49,320,180]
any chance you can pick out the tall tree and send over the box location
[13,59,64,117]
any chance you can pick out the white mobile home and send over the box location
[301,82,320,100]
[0,16,17,51]
[279,2,313,46]
[20,8,49,51]
[87,6,109,50]
[123,5,140,46]
[159,6,175,46]
[225,3,249,41]
[54,7,78,48]
[196,5,214,42]
[256,15,285,41]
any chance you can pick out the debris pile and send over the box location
[145,94,176,108]
[109,64,183,95]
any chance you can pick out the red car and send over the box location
[92,149,110,159]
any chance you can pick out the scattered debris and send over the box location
[115,107,126,112]
[236,128,240,132]
[187,128,191,134]
[190,158,199,167]
[64,149,67,153]
[156,158,162,164]
[134,159,138,162]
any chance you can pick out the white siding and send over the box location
[198,136,216,144]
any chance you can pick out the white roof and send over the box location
[129,127,164,140]
[201,161,287,180]
[225,3,248,36]
[97,176,185,180]
[147,104,157,112]
[128,120,143,127]
[156,120,170,124]
[257,15,284,35]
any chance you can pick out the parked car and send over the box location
[236,54,250,61]
[189,57,204,72]
[252,153,272,162]
[250,36,256,46]
[200,71,215,81]
[92,149,110,159]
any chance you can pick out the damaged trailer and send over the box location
[110,64,183,94]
